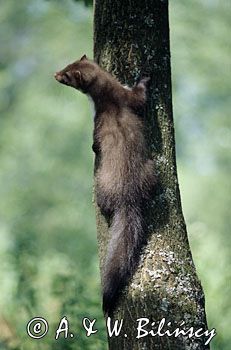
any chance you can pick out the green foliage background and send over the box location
[0,0,230,349]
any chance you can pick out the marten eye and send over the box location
[61,72,71,85]
[64,72,70,80]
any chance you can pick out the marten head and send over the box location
[54,55,98,93]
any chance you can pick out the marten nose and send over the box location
[54,72,62,82]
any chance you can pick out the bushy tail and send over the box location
[102,204,145,315]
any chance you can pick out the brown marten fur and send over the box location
[55,55,156,315]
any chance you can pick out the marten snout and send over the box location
[54,72,71,86]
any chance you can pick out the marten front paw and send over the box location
[136,77,151,90]
[132,77,150,106]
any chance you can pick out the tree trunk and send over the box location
[93,1,209,349]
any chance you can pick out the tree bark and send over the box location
[93,1,209,349]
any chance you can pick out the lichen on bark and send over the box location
[93,0,209,349]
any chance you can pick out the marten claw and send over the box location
[138,77,151,87]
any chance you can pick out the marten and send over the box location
[54,55,156,316]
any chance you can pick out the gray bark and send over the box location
[93,0,209,349]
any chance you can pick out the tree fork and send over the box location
[93,0,209,349]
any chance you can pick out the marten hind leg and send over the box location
[96,188,115,221]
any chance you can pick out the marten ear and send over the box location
[80,54,87,61]
[75,70,82,83]
[76,70,81,78]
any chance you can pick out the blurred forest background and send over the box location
[0,0,230,349]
